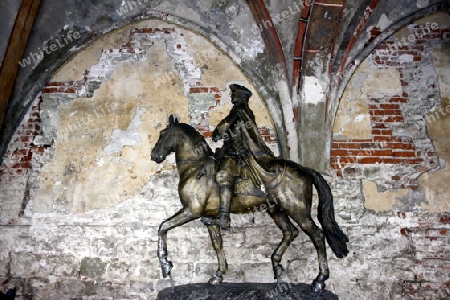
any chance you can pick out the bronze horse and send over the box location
[150,115,348,291]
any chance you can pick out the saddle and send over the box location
[234,166,267,197]
[197,154,285,198]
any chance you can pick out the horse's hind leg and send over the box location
[268,205,299,282]
[291,212,329,291]
[205,224,228,284]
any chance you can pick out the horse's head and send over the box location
[151,114,213,164]
[151,115,180,163]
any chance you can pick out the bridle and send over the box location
[168,125,211,166]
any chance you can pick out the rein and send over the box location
[175,157,205,165]
[264,163,287,190]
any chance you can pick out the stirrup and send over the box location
[217,212,231,230]
[200,213,230,230]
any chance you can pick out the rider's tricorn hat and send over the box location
[229,84,252,98]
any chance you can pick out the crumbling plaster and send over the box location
[1,2,450,299]
[327,1,448,162]
[420,43,450,212]
[333,12,450,213]
[1,0,289,161]
[36,20,277,213]
[3,0,448,165]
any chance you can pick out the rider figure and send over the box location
[211,84,274,230]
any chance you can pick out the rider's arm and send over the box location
[212,109,239,141]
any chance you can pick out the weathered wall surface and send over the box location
[331,13,450,299]
[0,20,279,299]
[1,0,291,162]
[0,12,449,300]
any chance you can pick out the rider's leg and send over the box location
[215,170,233,230]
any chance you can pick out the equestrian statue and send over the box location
[150,84,349,292]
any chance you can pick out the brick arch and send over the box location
[41,25,280,144]
[331,12,450,192]
[1,11,288,163]
[328,3,449,133]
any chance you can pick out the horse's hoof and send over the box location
[273,264,284,280]
[310,280,326,292]
[208,274,223,285]
[161,260,173,278]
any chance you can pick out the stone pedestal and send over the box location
[157,283,339,300]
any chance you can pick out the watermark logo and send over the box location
[58,102,120,139]
[154,49,216,88]
[425,104,450,124]
[18,31,81,68]
[251,1,312,34]
[378,22,439,57]
[194,120,256,157]
[266,282,293,298]
[116,0,150,17]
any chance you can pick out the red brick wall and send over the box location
[40,28,277,143]
[331,21,450,298]
[401,212,450,299]
[1,23,448,299]
[331,23,450,189]
[0,97,45,225]
[332,92,437,190]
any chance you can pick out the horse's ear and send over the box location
[168,114,180,125]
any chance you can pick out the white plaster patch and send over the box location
[355,115,365,122]
[239,38,265,59]
[362,68,402,96]
[87,48,145,82]
[95,156,105,167]
[302,76,326,104]
[103,107,144,155]
[277,79,298,160]
[399,54,414,62]
[352,72,368,92]
[163,31,202,94]
[377,14,392,31]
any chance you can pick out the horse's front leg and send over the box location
[158,208,199,278]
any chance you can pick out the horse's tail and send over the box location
[305,167,349,258]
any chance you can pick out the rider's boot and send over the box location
[216,185,231,230]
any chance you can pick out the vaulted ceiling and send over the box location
[1,0,449,169]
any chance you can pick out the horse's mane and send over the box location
[177,122,214,156]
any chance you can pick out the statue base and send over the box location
[157,282,338,300]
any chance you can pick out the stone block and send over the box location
[94,281,128,299]
[242,263,276,283]
[132,259,161,279]
[80,257,106,278]
[130,280,154,293]
[193,263,217,280]
[243,226,279,246]
[91,237,118,257]
[105,258,132,280]
[25,278,93,300]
